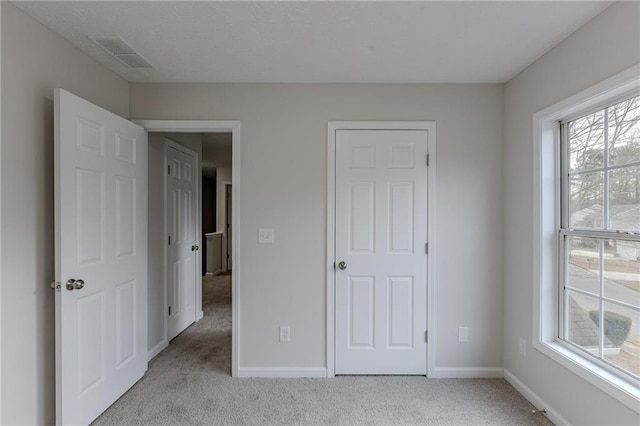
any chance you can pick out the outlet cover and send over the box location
[458,326,469,343]
[258,228,275,244]
[519,337,527,357]
[279,326,290,342]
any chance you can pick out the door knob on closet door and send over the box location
[337,261,347,270]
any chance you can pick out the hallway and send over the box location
[93,273,232,424]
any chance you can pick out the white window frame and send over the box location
[533,65,640,412]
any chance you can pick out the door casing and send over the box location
[326,121,436,378]
[135,120,241,378]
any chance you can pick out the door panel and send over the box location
[349,182,375,253]
[349,276,375,348]
[55,89,147,425]
[166,143,198,340]
[335,129,428,375]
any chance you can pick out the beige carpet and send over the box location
[93,274,552,425]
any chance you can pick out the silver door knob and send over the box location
[66,279,85,291]
[338,261,347,270]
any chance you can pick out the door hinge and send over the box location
[426,154,430,167]
[425,331,428,342]
[168,306,171,316]
[168,164,171,175]
[168,235,171,245]
[425,243,429,254]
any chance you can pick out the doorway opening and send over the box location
[138,120,240,378]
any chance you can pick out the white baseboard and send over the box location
[430,367,504,378]
[237,367,328,378]
[147,340,168,362]
[205,269,223,277]
[504,369,567,426]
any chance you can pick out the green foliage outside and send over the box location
[589,310,633,346]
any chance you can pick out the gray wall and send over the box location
[0,3,129,424]
[130,83,505,372]
[503,2,640,424]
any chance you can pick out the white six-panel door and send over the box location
[166,142,198,340]
[55,89,147,425]
[335,129,428,375]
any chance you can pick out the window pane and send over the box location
[567,236,601,295]
[569,172,603,228]
[569,110,605,172]
[602,302,640,378]
[608,166,640,231]
[566,290,601,350]
[604,240,640,307]
[608,96,640,167]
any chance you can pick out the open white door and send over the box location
[54,89,147,425]
[165,141,198,340]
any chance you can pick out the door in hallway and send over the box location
[166,141,198,340]
[334,129,429,374]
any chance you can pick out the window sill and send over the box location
[534,340,640,413]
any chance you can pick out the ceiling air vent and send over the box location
[91,36,153,69]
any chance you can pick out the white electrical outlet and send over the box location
[519,337,527,357]
[279,326,290,342]
[458,326,469,343]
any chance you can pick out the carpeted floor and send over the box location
[93,274,553,425]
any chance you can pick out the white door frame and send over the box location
[326,121,436,378]
[0,4,4,419]
[135,120,241,378]
[164,139,200,339]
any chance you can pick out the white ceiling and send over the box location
[13,1,612,84]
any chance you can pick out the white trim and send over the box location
[147,340,168,362]
[535,341,640,411]
[326,121,436,378]
[135,119,241,378]
[237,367,328,378]
[504,369,568,426]
[532,65,640,412]
[0,3,3,420]
[326,127,336,378]
[430,367,504,378]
